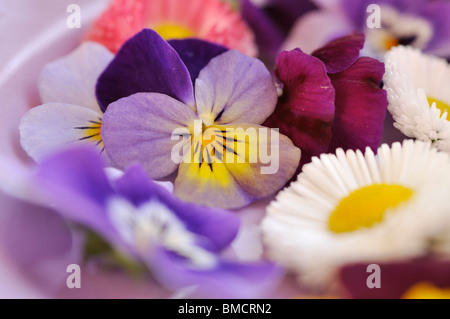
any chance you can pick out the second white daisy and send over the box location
[261,140,450,291]
[384,46,450,152]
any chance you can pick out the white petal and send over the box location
[38,42,113,112]
[19,103,104,162]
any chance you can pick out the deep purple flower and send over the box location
[285,0,450,59]
[34,146,283,298]
[264,33,388,168]
[240,0,318,64]
[97,29,301,209]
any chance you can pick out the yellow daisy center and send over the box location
[402,282,450,299]
[154,24,194,40]
[427,97,450,119]
[328,184,414,233]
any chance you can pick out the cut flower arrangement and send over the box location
[2,0,450,299]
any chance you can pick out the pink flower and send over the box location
[85,0,258,56]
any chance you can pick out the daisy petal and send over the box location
[149,247,282,299]
[312,33,365,74]
[174,124,301,209]
[328,57,387,153]
[264,49,335,167]
[113,164,241,252]
[168,39,228,85]
[19,103,104,162]
[96,29,195,111]
[101,92,198,179]
[195,50,278,126]
[39,42,113,112]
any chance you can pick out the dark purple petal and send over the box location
[340,259,450,299]
[312,33,365,74]
[113,165,241,252]
[34,146,119,242]
[148,248,283,299]
[0,192,82,294]
[96,29,195,111]
[102,92,198,180]
[240,0,285,65]
[328,57,387,153]
[168,39,228,85]
[264,49,335,167]
[420,1,450,56]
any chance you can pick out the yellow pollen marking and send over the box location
[154,24,194,40]
[384,36,399,51]
[427,97,450,119]
[328,184,414,233]
[402,282,450,299]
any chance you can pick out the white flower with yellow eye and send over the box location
[261,140,450,290]
[384,46,450,152]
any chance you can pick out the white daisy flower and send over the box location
[383,46,450,152]
[261,140,450,291]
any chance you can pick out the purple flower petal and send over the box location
[420,1,450,56]
[264,49,335,167]
[174,124,301,209]
[34,146,118,243]
[102,92,198,179]
[96,29,195,111]
[39,42,113,112]
[328,57,387,153]
[311,33,365,74]
[240,0,285,64]
[167,39,228,85]
[195,50,278,125]
[148,247,283,299]
[0,192,82,294]
[19,103,104,162]
[112,165,241,252]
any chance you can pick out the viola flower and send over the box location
[284,0,450,59]
[384,46,450,152]
[264,33,387,169]
[240,0,318,63]
[341,259,450,299]
[97,29,301,209]
[19,42,113,162]
[261,140,450,290]
[85,0,257,57]
[34,146,283,299]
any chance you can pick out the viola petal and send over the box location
[113,164,241,252]
[174,124,300,209]
[96,29,195,111]
[148,247,283,299]
[264,49,335,167]
[195,50,278,126]
[101,92,198,179]
[39,42,113,112]
[328,57,387,153]
[168,39,228,84]
[19,103,105,162]
[312,33,365,74]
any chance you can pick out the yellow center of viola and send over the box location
[402,282,450,299]
[328,184,414,233]
[427,97,450,119]
[154,24,194,40]
[75,119,104,149]
[384,36,399,51]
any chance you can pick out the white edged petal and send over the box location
[19,103,104,162]
[38,41,113,112]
